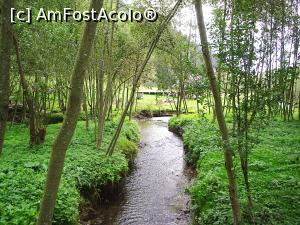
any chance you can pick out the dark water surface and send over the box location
[82,117,191,225]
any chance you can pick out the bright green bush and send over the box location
[169,115,221,165]
[121,120,140,143]
[168,114,198,132]
[117,137,137,159]
[0,120,140,225]
[116,120,139,159]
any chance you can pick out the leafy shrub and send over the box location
[117,137,137,159]
[169,115,221,165]
[168,114,199,135]
[188,168,232,225]
[183,119,220,165]
[121,120,140,143]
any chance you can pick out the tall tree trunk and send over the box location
[194,1,241,224]
[0,0,15,154]
[36,1,103,224]
[96,37,106,148]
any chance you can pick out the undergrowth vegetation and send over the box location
[169,115,300,225]
[0,120,140,225]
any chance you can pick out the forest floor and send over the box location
[168,115,300,225]
[0,120,140,225]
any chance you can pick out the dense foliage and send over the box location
[169,115,300,224]
[0,121,140,225]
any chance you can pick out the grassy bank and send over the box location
[0,120,140,225]
[169,115,300,225]
[134,94,198,116]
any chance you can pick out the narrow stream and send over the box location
[83,117,192,225]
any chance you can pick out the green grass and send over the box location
[0,120,140,225]
[169,115,300,225]
[134,94,198,113]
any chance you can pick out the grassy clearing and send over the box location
[169,115,300,225]
[134,94,198,113]
[0,120,140,225]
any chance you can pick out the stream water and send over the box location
[82,117,192,225]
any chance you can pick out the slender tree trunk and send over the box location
[176,91,180,116]
[268,10,274,117]
[83,89,89,130]
[13,34,46,146]
[128,89,135,121]
[121,81,126,109]
[194,1,241,224]
[106,0,183,156]
[96,37,106,148]
[36,1,103,224]
[183,98,188,113]
[0,0,15,153]
[96,0,119,137]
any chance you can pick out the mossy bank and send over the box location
[0,120,140,225]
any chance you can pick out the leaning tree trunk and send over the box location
[0,0,16,154]
[36,1,103,224]
[106,0,183,156]
[194,0,241,224]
